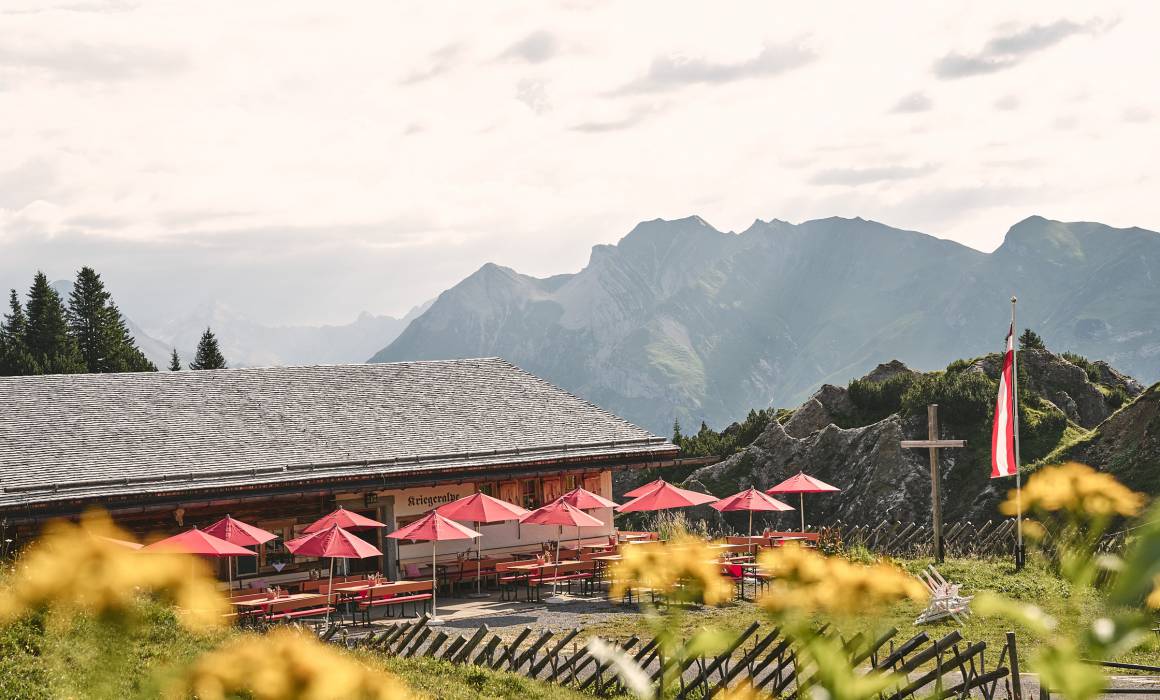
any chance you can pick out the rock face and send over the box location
[783,384,857,437]
[970,349,1142,428]
[694,415,932,530]
[373,215,1160,434]
[686,353,1148,528]
[1064,382,1160,496]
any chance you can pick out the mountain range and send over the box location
[371,215,1160,434]
[147,300,431,369]
[49,280,429,370]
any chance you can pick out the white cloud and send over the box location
[1,1,1158,325]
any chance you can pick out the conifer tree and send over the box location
[189,327,227,370]
[168,348,182,371]
[24,272,84,374]
[1019,328,1046,351]
[66,267,155,373]
[0,289,39,375]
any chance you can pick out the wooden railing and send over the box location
[335,615,1023,700]
[821,518,1125,559]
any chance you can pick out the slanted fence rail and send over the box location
[824,518,1123,559]
[338,616,1023,700]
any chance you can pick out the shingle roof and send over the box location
[0,358,674,509]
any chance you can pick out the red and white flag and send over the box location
[991,324,1017,478]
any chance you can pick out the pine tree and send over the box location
[189,327,227,370]
[24,272,84,374]
[0,289,39,375]
[1019,328,1046,351]
[168,348,182,371]
[66,267,156,373]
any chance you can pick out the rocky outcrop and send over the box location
[686,351,1147,528]
[969,348,1135,429]
[863,360,916,384]
[783,384,856,437]
[692,414,938,528]
[1063,382,1160,496]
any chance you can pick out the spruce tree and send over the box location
[0,289,39,375]
[25,272,84,374]
[189,327,227,370]
[168,348,182,371]
[66,266,156,373]
[1019,328,1046,351]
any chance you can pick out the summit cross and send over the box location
[900,403,966,563]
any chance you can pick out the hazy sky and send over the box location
[2,1,1158,326]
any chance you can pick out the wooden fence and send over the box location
[336,616,1023,700]
[825,518,1125,559]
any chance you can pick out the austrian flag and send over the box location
[991,325,1018,478]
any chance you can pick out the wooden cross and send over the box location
[900,403,966,562]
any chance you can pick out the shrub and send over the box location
[847,373,916,421]
[900,371,996,424]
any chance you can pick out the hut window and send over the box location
[521,479,539,509]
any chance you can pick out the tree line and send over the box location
[1,267,228,376]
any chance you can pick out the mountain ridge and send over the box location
[372,215,1160,434]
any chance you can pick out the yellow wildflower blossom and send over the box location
[1001,463,1143,519]
[1147,574,1160,610]
[167,628,414,700]
[0,509,228,631]
[609,535,735,606]
[757,544,927,616]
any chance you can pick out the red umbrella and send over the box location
[141,528,256,556]
[555,488,617,550]
[766,471,841,533]
[623,479,667,499]
[204,515,278,546]
[204,515,279,592]
[304,506,387,533]
[711,488,795,553]
[286,524,382,626]
[616,482,717,513]
[97,534,143,550]
[436,492,529,597]
[521,501,604,601]
[387,512,481,625]
[559,487,618,510]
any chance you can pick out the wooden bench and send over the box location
[260,594,335,623]
[354,581,435,624]
[528,560,598,600]
[496,560,537,601]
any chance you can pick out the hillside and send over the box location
[370,215,1160,434]
[676,349,1149,528]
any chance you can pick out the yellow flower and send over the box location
[1001,463,1144,519]
[168,628,414,700]
[1146,574,1160,611]
[757,544,927,616]
[609,535,735,606]
[0,509,228,631]
[718,681,769,699]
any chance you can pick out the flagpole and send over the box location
[1010,297,1024,570]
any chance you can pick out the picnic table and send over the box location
[334,579,434,624]
[707,542,753,553]
[230,593,333,624]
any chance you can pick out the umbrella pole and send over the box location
[748,511,754,558]
[800,494,806,534]
[325,557,334,627]
[467,525,487,599]
[228,556,233,593]
[430,545,441,624]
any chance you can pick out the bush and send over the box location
[847,373,916,421]
[900,371,996,425]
